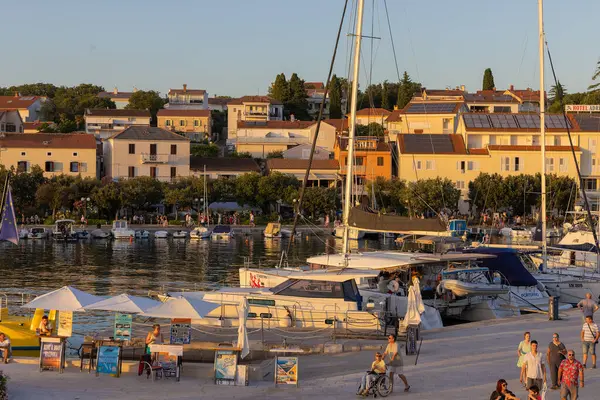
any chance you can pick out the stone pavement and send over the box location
[4,309,599,399]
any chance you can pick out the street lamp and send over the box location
[81,197,90,219]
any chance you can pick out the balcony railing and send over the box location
[340,165,367,175]
[140,153,170,163]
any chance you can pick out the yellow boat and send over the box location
[0,307,55,356]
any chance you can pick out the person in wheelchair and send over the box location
[357,352,387,396]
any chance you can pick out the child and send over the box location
[527,385,541,400]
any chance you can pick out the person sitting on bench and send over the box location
[0,332,11,364]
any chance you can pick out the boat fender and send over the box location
[436,282,445,296]
[387,280,400,293]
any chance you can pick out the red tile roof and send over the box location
[423,89,465,97]
[0,95,41,110]
[468,148,490,155]
[208,97,230,106]
[85,109,151,117]
[227,96,283,105]
[168,88,206,96]
[506,89,542,102]
[237,120,315,130]
[386,110,403,123]
[353,108,392,117]
[0,133,96,149]
[23,121,53,131]
[488,145,580,152]
[305,82,325,89]
[322,119,349,132]
[157,109,211,117]
[266,158,339,171]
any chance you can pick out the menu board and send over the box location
[275,357,298,386]
[214,350,237,385]
[114,313,132,341]
[57,311,73,337]
[170,318,191,345]
[96,346,121,376]
[39,338,64,372]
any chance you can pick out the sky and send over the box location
[1,0,598,97]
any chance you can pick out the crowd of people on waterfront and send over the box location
[490,292,600,400]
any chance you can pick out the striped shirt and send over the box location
[582,322,599,342]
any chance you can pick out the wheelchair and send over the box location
[356,372,392,398]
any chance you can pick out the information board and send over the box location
[170,318,191,345]
[214,349,238,385]
[57,311,73,337]
[275,356,298,386]
[96,345,121,376]
[114,313,132,341]
[39,337,64,372]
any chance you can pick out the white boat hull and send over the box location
[154,231,169,239]
[440,279,509,297]
[334,226,365,240]
[112,230,135,239]
[91,229,110,239]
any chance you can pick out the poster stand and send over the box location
[213,347,240,386]
[95,340,123,377]
[39,337,66,373]
[270,348,303,387]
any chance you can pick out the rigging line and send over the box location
[286,0,350,256]
[516,34,529,81]
[545,40,600,256]
[383,0,401,82]
[368,0,375,109]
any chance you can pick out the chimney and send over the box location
[14,91,18,97]
[113,87,118,95]
[393,105,399,111]
[133,87,138,93]
[183,84,187,93]
[460,85,465,91]
[492,87,496,91]
[510,84,514,91]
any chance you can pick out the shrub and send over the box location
[0,371,8,400]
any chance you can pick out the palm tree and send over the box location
[549,81,566,104]
[588,60,600,91]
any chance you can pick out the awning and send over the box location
[313,173,339,181]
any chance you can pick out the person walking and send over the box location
[581,315,600,368]
[518,331,532,377]
[577,293,599,323]
[547,333,567,389]
[520,340,546,390]
[383,335,410,393]
[558,349,584,400]
[249,211,255,227]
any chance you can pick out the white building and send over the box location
[227,96,284,144]
[0,110,24,133]
[0,94,45,122]
[84,109,151,140]
[166,84,208,110]
[97,87,137,109]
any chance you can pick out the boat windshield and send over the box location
[271,278,358,300]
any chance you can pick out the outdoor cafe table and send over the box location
[148,344,183,382]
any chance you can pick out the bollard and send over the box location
[548,296,559,320]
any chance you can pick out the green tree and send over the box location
[120,177,164,212]
[503,174,538,216]
[268,73,291,102]
[235,173,261,207]
[229,151,253,159]
[125,90,166,124]
[549,81,566,104]
[588,60,600,91]
[300,187,336,218]
[468,173,506,214]
[91,182,123,220]
[35,182,63,218]
[366,177,408,214]
[482,68,495,90]
[287,73,310,120]
[329,75,343,119]
[163,176,206,210]
[396,71,420,109]
[11,165,46,212]
[381,81,390,110]
[257,173,300,210]
[266,150,283,159]
[356,122,384,137]
[191,143,220,157]
[211,110,226,140]
[211,177,236,202]
[406,178,461,215]
[53,84,114,120]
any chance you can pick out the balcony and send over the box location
[246,110,268,117]
[339,165,367,175]
[141,153,170,163]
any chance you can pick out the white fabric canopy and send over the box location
[84,294,160,313]
[141,296,220,319]
[236,298,250,359]
[22,286,103,312]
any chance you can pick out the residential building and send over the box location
[0,110,23,133]
[235,120,337,158]
[464,91,520,113]
[103,126,190,182]
[166,84,208,110]
[84,109,151,140]
[504,86,543,112]
[208,97,229,112]
[226,96,284,144]
[334,136,393,188]
[157,109,212,142]
[350,108,392,128]
[0,94,44,122]
[266,158,339,187]
[282,144,331,160]
[305,82,330,118]
[97,87,137,109]
[416,88,465,102]
[322,118,349,135]
[190,157,260,179]
[386,101,466,139]
[23,121,55,134]
[0,133,97,178]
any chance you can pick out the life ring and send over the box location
[387,280,400,293]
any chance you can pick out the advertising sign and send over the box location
[39,337,64,372]
[57,311,73,337]
[214,349,238,385]
[114,313,132,341]
[275,356,298,386]
[96,345,121,376]
[170,318,191,345]
[565,104,600,112]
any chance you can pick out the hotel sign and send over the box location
[565,105,600,112]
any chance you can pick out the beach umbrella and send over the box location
[22,286,103,312]
[236,298,250,359]
[140,296,220,319]
[84,294,161,314]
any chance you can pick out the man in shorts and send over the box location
[578,293,599,323]
[558,349,584,400]
[581,315,600,368]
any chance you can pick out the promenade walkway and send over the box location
[4,309,595,399]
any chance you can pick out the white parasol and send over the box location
[22,286,103,312]
[236,297,250,359]
[84,293,161,313]
[140,296,220,319]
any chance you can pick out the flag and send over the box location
[0,186,19,245]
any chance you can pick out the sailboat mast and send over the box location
[342,0,365,254]
[538,0,547,269]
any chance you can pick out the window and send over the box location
[489,135,497,145]
[467,161,479,171]
[455,181,465,190]
[179,120,185,126]
[194,120,199,127]
[166,120,171,126]
[128,144,135,154]
[546,157,555,172]
[355,157,365,166]
[591,138,598,153]
[20,151,26,156]
[554,136,561,146]
[559,158,567,173]
[6,123,16,132]
[70,162,79,173]
[510,135,518,146]
[457,161,466,172]
[493,106,511,113]
[301,149,311,159]
[414,160,422,170]
[150,167,157,178]
[425,160,435,170]
[128,166,135,178]
[583,178,597,191]
[514,157,520,172]
[501,157,510,171]
[377,157,384,166]
[532,135,540,146]
[442,118,452,133]
[170,144,177,155]
[274,279,344,299]
[72,152,78,157]
[45,161,54,172]
[17,161,28,172]
[47,152,52,156]
[171,167,176,178]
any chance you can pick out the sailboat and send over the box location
[190,166,212,239]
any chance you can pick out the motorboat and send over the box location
[111,220,135,239]
[333,226,365,240]
[27,227,48,239]
[172,230,188,239]
[75,230,90,240]
[190,226,211,239]
[91,228,110,239]
[52,219,77,241]
[154,230,169,239]
[500,226,533,239]
[18,228,29,240]
[211,225,233,240]
[135,230,150,239]
[437,275,509,297]
[264,222,282,238]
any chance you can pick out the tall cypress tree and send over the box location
[268,73,290,102]
[287,73,309,120]
[381,80,390,110]
[329,74,342,119]
[482,68,495,90]
[396,71,413,109]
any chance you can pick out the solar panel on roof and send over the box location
[545,115,571,129]
[405,103,457,113]
[515,114,540,129]
[463,114,492,128]
[403,134,454,153]
[489,114,518,129]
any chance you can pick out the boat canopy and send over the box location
[550,243,598,253]
[414,236,463,245]
[463,247,538,287]
[55,219,75,224]
[348,205,447,234]
[212,225,232,234]
[285,268,378,282]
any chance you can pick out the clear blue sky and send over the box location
[1,0,598,97]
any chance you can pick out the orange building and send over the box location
[334,136,392,187]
